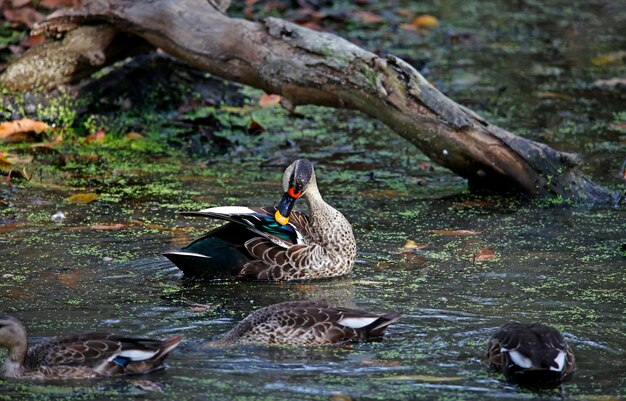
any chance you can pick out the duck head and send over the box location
[275,159,315,225]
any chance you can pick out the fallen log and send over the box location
[0,0,618,203]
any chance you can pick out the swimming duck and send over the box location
[208,301,401,346]
[0,315,182,380]
[486,322,575,386]
[163,159,356,280]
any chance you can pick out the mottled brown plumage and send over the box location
[0,315,182,380]
[486,322,575,387]
[208,301,401,346]
[164,159,357,280]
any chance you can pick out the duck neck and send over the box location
[303,180,330,221]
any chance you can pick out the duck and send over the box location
[163,159,357,280]
[207,301,402,346]
[486,322,575,386]
[0,315,182,380]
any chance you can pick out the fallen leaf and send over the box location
[594,77,626,88]
[66,193,98,204]
[259,93,282,107]
[3,7,45,27]
[376,375,463,382]
[247,119,265,135]
[361,360,401,367]
[329,394,352,401]
[11,0,32,7]
[89,223,127,230]
[353,10,384,24]
[58,269,84,289]
[0,119,50,142]
[410,14,439,28]
[0,221,22,234]
[474,248,495,262]
[401,240,427,252]
[40,0,82,9]
[535,91,573,101]
[430,229,481,236]
[84,130,105,143]
[190,303,215,313]
[131,379,163,392]
[453,200,496,208]
[124,132,145,141]
[20,33,44,48]
[591,51,626,66]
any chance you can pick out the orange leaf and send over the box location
[0,119,50,142]
[259,93,282,107]
[410,14,439,28]
[430,229,481,236]
[66,193,98,204]
[474,248,495,262]
[84,130,105,143]
[20,33,44,48]
[454,200,496,208]
[353,10,384,24]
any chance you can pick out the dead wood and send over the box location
[0,0,618,203]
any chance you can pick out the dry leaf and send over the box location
[89,223,127,230]
[11,0,32,7]
[58,269,84,289]
[353,10,384,24]
[247,119,265,135]
[20,33,44,48]
[2,7,45,27]
[535,91,573,101]
[376,375,463,382]
[361,360,401,367]
[591,51,626,66]
[0,119,50,142]
[259,93,282,107]
[84,130,105,143]
[474,248,495,262]
[190,303,215,313]
[401,240,427,252]
[66,193,98,204]
[594,78,626,88]
[40,0,82,9]
[329,394,352,401]
[453,200,496,208]
[411,14,439,28]
[131,379,163,392]
[430,229,481,236]
[124,132,145,141]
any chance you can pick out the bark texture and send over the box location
[1,0,617,203]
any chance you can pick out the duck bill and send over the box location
[275,192,298,225]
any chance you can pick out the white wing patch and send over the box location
[551,351,566,372]
[338,317,378,329]
[199,206,257,215]
[504,348,533,369]
[165,251,211,259]
[109,349,158,362]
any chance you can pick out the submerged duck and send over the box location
[208,301,402,346]
[486,322,575,386]
[0,315,182,380]
[163,159,356,280]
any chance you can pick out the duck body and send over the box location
[209,301,402,346]
[486,322,575,387]
[0,315,182,380]
[163,160,356,280]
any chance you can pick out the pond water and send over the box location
[1,0,625,400]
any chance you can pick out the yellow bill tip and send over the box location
[274,210,289,225]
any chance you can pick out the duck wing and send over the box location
[220,301,401,345]
[26,333,182,376]
[182,206,310,247]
